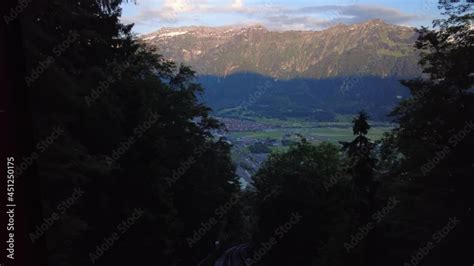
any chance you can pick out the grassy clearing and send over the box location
[230,126,392,143]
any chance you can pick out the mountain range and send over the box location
[140,20,422,121]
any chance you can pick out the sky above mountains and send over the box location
[120,0,445,34]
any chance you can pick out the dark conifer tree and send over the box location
[18,0,241,265]
[379,3,473,265]
[341,111,377,266]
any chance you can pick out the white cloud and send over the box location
[121,1,426,32]
[124,0,255,24]
[296,4,423,24]
[267,4,425,30]
[232,0,243,9]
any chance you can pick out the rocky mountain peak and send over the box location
[140,20,420,79]
[364,18,387,25]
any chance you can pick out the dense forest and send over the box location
[200,74,410,121]
[9,0,473,265]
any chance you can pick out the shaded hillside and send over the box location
[199,73,410,121]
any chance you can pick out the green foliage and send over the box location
[251,141,353,265]
[23,0,241,265]
[378,3,474,265]
[352,111,371,136]
[342,111,377,195]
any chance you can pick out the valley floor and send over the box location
[217,117,393,185]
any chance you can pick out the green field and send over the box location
[230,126,391,143]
